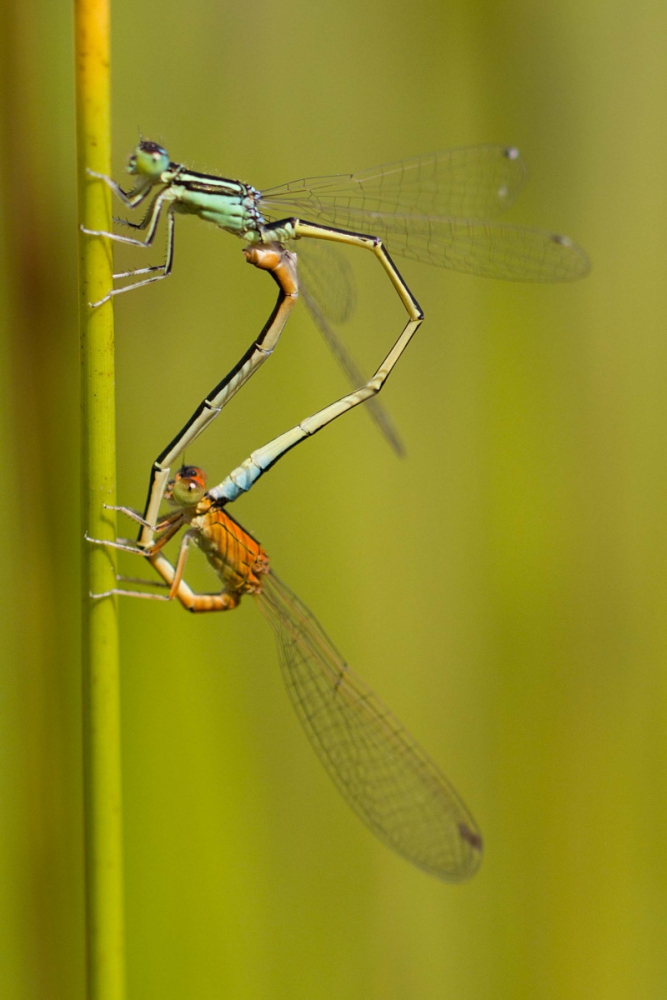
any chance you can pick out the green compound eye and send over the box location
[128,141,170,178]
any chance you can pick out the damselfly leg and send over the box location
[82,187,177,306]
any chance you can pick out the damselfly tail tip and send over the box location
[458,822,483,853]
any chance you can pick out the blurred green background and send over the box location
[2,0,667,997]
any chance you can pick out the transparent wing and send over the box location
[261,144,527,221]
[260,144,589,282]
[348,215,590,281]
[299,284,405,456]
[297,237,357,325]
[255,570,483,882]
[282,211,588,282]
[297,242,404,455]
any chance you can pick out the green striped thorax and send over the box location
[125,139,295,243]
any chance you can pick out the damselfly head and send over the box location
[127,140,170,179]
[167,466,207,507]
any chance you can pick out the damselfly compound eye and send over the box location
[171,467,207,507]
[131,141,170,178]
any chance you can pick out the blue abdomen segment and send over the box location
[210,426,307,502]
[211,458,262,502]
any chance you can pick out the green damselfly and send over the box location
[84,140,589,452]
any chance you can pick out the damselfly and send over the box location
[88,246,482,881]
[84,139,589,452]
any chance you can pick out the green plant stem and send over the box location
[75,1,126,998]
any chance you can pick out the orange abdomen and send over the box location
[196,507,269,596]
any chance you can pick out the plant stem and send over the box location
[75,1,126,998]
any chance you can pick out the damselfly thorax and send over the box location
[194,505,269,597]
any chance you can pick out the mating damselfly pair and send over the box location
[85,139,588,881]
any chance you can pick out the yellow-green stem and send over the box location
[75,1,125,998]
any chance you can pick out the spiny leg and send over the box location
[85,531,170,600]
[90,536,191,601]
[103,502,184,535]
[103,504,154,529]
[113,217,151,231]
[87,508,184,559]
[91,586,172,602]
[82,188,171,247]
[106,195,178,281]
[138,244,299,547]
[113,189,167,230]
[112,265,165,279]
[85,524,209,611]
[86,168,154,209]
[84,533,149,556]
[87,203,176,308]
